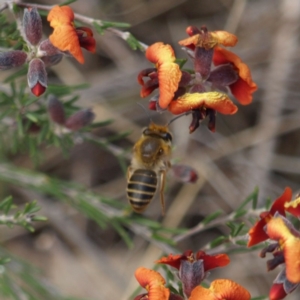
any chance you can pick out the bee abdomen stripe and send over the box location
[127,183,156,193]
[130,174,157,185]
[127,191,153,200]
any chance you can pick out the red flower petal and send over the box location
[247,217,270,247]
[285,195,300,218]
[76,27,96,52]
[196,251,230,271]
[270,187,292,215]
[248,188,293,247]
[156,253,183,270]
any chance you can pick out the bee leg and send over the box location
[159,170,166,215]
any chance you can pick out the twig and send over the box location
[0,214,31,225]
[7,1,148,50]
[0,3,9,13]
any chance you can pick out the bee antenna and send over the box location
[167,112,191,126]
[136,102,153,123]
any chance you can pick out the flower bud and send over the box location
[38,39,63,66]
[171,164,198,183]
[0,51,27,70]
[47,95,66,125]
[65,109,95,131]
[186,25,202,36]
[270,269,299,300]
[23,7,42,46]
[27,58,47,97]
[269,283,287,300]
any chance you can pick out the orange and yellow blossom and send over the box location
[213,46,257,105]
[168,91,238,115]
[266,216,300,284]
[189,279,251,300]
[47,5,96,64]
[134,267,170,300]
[138,42,182,109]
[179,25,238,50]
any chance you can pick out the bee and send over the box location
[126,122,172,214]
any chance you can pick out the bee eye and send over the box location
[165,133,172,142]
[159,148,164,154]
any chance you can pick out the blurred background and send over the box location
[1,0,300,299]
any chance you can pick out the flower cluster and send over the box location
[0,5,95,97]
[138,25,257,133]
[134,249,251,300]
[247,187,300,300]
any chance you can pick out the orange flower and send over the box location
[157,250,230,271]
[157,250,230,298]
[138,42,182,109]
[179,25,238,50]
[189,279,251,300]
[247,187,292,247]
[266,216,300,284]
[135,267,170,300]
[47,5,96,64]
[213,46,257,105]
[168,91,238,115]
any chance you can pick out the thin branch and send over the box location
[0,3,9,13]
[8,0,148,50]
[0,214,31,225]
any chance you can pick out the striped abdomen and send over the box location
[127,169,158,213]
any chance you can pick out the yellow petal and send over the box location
[210,279,251,300]
[146,42,176,65]
[158,62,182,109]
[168,92,238,115]
[210,31,238,47]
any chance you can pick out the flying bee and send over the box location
[126,122,172,215]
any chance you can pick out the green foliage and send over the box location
[0,196,46,232]
[0,247,88,300]
[202,210,222,225]
[59,0,78,6]
[0,14,22,48]
[125,33,146,51]
[92,21,131,35]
